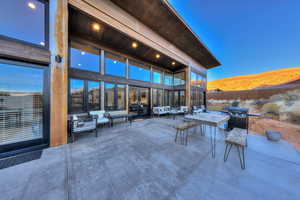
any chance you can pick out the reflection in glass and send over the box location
[105,83,115,111]
[179,90,185,106]
[164,73,173,86]
[70,47,100,72]
[0,63,44,145]
[105,83,126,111]
[105,52,126,77]
[191,86,204,107]
[70,79,84,112]
[174,91,179,107]
[153,71,162,84]
[117,85,125,110]
[174,72,185,86]
[88,81,100,111]
[152,89,158,107]
[129,61,150,82]
[0,0,45,46]
[157,89,163,106]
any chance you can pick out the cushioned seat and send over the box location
[89,110,110,125]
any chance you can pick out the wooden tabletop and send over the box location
[185,113,230,127]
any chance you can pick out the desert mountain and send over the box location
[208,67,300,91]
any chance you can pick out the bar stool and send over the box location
[224,128,247,169]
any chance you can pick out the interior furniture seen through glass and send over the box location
[105,52,126,77]
[0,62,44,146]
[70,47,100,72]
[129,86,150,116]
[0,0,46,46]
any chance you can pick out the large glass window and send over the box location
[0,62,45,146]
[174,72,185,86]
[0,0,46,46]
[153,70,162,84]
[164,90,173,106]
[129,61,150,82]
[70,79,84,113]
[88,81,100,111]
[191,86,204,107]
[164,73,173,86]
[105,83,126,111]
[191,71,206,89]
[117,85,126,110]
[152,89,157,107]
[70,47,100,72]
[105,52,126,77]
[152,89,163,107]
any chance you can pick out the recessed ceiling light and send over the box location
[172,61,176,66]
[155,54,161,59]
[92,23,100,31]
[81,52,85,55]
[28,2,36,9]
[132,42,138,48]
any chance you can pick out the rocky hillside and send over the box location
[208,67,300,91]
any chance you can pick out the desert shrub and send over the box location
[287,103,300,123]
[288,113,300,124]
[262,102,281,116]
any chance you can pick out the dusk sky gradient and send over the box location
[169,0,300,81]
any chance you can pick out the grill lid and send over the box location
[226,106,249,113]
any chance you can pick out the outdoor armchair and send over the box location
[69,114,98,142]
[89,110,110,126]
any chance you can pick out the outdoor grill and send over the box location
[225,106,249,133]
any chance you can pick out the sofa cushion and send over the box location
[89,110,105,119]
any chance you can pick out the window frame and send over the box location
[0,0,49,49]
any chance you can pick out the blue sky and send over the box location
[169,0,300,81]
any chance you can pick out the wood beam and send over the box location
[49,0,69,146]
[185,66,191,107]
[0,36,50,64]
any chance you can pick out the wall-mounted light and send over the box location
[132,42,138,48]
[155,54,161,59]
[92,23,100,31]
[172,61,176,66]
[28,2,36,9]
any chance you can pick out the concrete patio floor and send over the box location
[1,117,300,200]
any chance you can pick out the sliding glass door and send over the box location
[0,60,49,154]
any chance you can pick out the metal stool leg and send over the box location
[237,146,246,169]
[185,129,188,146]
[175,130,179,143]
[224,143,233,161]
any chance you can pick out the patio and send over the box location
[1,117,300,200]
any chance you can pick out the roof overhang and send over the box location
[110,0,221,69]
